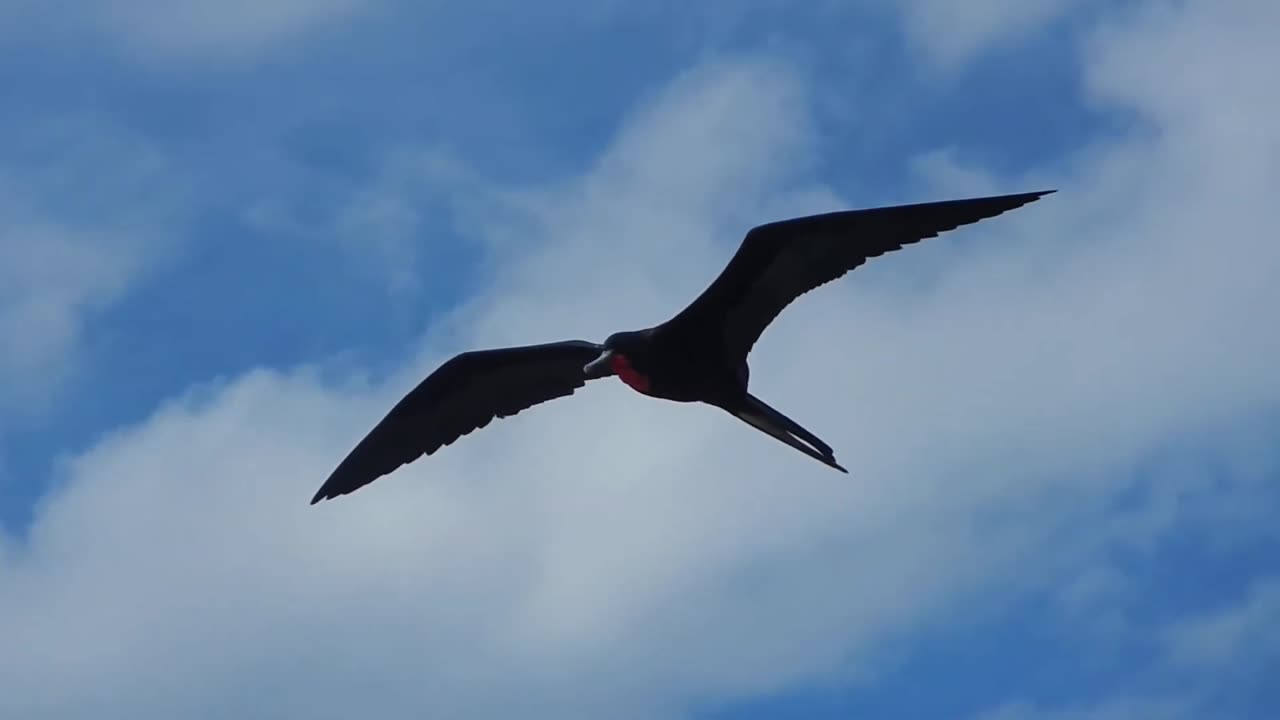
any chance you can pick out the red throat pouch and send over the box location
[611,354,651,393]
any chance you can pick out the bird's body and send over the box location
[602,326,741,402]
[311,189,1054,504]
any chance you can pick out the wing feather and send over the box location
[669,190,1054,358]
[310,339,603,503]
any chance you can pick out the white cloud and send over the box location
[101,0,370,61]
[0,119,187,422]
[974,697,1197,720]
[971,576,1280,720]
[1165,577,1280,670]
[323,147,496,296]
[3,1,1280,718]
[6,0,374,63]
[895,0,1091,67]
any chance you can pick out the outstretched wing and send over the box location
[311,339,604,503]
[668,190,1054,359]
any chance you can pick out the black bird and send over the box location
[310,189,1053,504]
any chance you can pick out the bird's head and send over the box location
[583,331,652,392]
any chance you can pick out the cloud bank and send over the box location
[2,1,1278,718]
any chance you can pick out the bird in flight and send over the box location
[310,189,1054,504]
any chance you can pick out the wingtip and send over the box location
[1004,188,1056,209]
[822,453,849,473]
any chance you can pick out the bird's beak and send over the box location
[583,349,616,379]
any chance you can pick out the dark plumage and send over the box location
[311,189,1054,504]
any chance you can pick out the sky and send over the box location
[1,0,1278,718]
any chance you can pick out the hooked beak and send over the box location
[583,349,616,379]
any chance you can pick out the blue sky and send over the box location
[2,1,1278,718]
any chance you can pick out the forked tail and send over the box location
[729,393,847,473]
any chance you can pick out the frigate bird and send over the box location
[310,189,1053,504]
